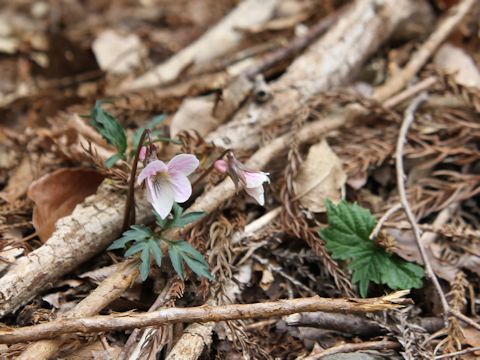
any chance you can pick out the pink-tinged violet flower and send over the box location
[214,152,269,206]
[138,154,199,219]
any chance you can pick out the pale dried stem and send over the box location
[0,292,410,344]
[395,93,449,317]
[303,340,400,360]
[373,0,477,101]
[369,202,402,240]
[434,345,480,359]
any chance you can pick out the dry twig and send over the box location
[0,292,411,344]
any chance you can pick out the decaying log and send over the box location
[121,0,278,91]
[207,0,418,151]
[0,185,151,318]
[0,291,410,344]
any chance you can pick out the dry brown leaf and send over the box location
[27,168,104,242]
[293,140,346,212]
[0,155,35,203]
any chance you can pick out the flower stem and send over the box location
[191,149,231,190]
[122,129,151,232]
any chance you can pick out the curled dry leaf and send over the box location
[293,140,346,212]
[28,168,104,242]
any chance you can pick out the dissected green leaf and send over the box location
[183,256,213,280]
[170,212,205,228]
[108,225,152,250]
[140,246,151,281]
[90,100,127,164]
[167,240,212,280]
[124,242,147,257]
[148,239,163,267]
[168,245,184,280]
[320,200,424,297]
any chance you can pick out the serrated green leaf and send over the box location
[170,212,206,228]
[183,256,213,280]
[148,239,163,267]
[140,246,151,281]
[90,100,127,158]
[124,242,147,257]
[168,245,184,280]
[320,200,424,297]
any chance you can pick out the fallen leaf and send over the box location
[0,155,35,203]
[92,30,145,75]
[434,43,480,89]
[293,140,346,212]
[28,168,104,241]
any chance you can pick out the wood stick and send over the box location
[373,0,476,101]
[0,292,410,344]
[303,340,401,359]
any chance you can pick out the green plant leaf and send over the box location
[172,203,183,219]
[140,246,151,281]
[168,244,184,280]
[170,212,206,228]
[183,256,213,280]
[90,100,127,160]
[148,239,163,267]
[174,241,207,263]
[108,225,152,250]
[320,200,424,297]
[105,153,122,168]
[124,242,147,257]
[167,240,212,280]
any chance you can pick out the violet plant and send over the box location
[90,101,270,282]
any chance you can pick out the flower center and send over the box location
[153,171,170,183]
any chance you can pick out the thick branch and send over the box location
[0,292,410,344]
